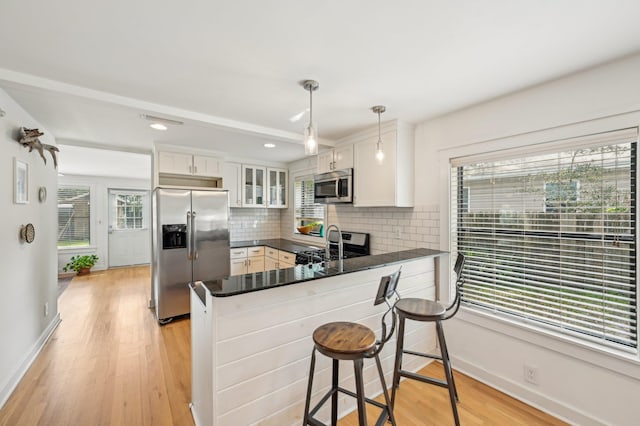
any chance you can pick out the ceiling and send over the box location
[2,0,640,170]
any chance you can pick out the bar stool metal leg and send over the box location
[331,359,339,426]
[437,320,458,401]
[391,314,406,409]
[436,321,460,426]
[303,348,316,426]
[374,353,397,426]
[353,358,367,426]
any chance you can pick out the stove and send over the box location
[327,230,370,260]
[294,231,371,266]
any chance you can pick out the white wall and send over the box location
[0,89,59,408]
[417,53,640,425]
[57,175,151,272]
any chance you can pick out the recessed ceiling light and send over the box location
[264,143,276,148]
[150,123,168,131]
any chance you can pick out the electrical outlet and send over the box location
[44,302,49,317]
[523,364,538,385]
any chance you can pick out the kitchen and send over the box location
[2,2,640,425]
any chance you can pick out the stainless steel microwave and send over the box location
[314,169,353,203]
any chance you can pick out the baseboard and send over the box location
[451,355,607,426]
[0,313,61,410]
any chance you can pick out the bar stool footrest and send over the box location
[307,386,392,426]
[403,348,443,361]
[398,369,449,390]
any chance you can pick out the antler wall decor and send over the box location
[17,127,59,168]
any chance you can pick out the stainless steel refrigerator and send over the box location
[151,188,230,323]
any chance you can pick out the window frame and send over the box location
[57,183,96,250]
[291,170,326,244]
[438,117,640,368]
[453,141,636,351]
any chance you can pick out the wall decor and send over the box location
[14,158,28,204]
[20,223,35,243]
[38,186,47,203]
[17,127,59,168]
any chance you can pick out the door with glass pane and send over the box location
[108,189,151,267]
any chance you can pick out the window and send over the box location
[115,193,144,230]
[58,185,91,247]
[451,129,637,351]
[294,174,325,237]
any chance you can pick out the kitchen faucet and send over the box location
[325,224,343,261]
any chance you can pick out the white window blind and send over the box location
[451,129,637,351]
[294,175,325,235]
[58,186,91,247]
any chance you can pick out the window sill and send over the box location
[456,306,640,380]
[57,245,97,253]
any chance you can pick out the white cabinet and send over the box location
[158,151,193,175]
[267,168,288,208]
[223,162,242,207]
[317,145,353,174]
[193,155,223,177]
[229,246,265,275]
[158,151,222,178]
[242,165,266,207]
[353,121,414,207]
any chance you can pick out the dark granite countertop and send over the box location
[201,248,447,297]
[230,238,323,254]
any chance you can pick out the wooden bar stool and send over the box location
[303,269,402,426]
[391,254,465,426]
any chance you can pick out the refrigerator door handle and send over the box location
[186,211,193,260]
[192,211,198,260]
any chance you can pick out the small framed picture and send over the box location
[14,158,29,204]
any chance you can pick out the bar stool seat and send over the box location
[313,322,376,360]
[395,298,446,321]
[391,254,466,426]
[303,269,402,426]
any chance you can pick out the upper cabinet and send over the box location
[317,145,353,174]
[192,155,223,177]
[158,151,222,178]
[223,162,242,207]
[158,151,193,175]
[352,121,414,207]
[242,165,266,207]
[267,168,288,208]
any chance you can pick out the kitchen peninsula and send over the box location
[189,248,446,426]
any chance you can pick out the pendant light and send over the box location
[372,105,386,163]
[302,80,319,155]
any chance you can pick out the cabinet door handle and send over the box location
[194,166,198,174]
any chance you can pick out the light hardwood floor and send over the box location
[0,266,565,425]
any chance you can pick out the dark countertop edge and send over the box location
[202,248,448,298]
[230,238,323,253]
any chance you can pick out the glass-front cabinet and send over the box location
[267,168,288,208]
[242,165,266,207]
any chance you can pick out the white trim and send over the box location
[451,355,604,426]
[0,313,61,410]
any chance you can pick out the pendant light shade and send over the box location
[372,105,386,163]
[302,80,319,156]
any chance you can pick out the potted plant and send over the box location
[63,254,99,275]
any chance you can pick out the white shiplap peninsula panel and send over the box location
[197,257,436,426]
